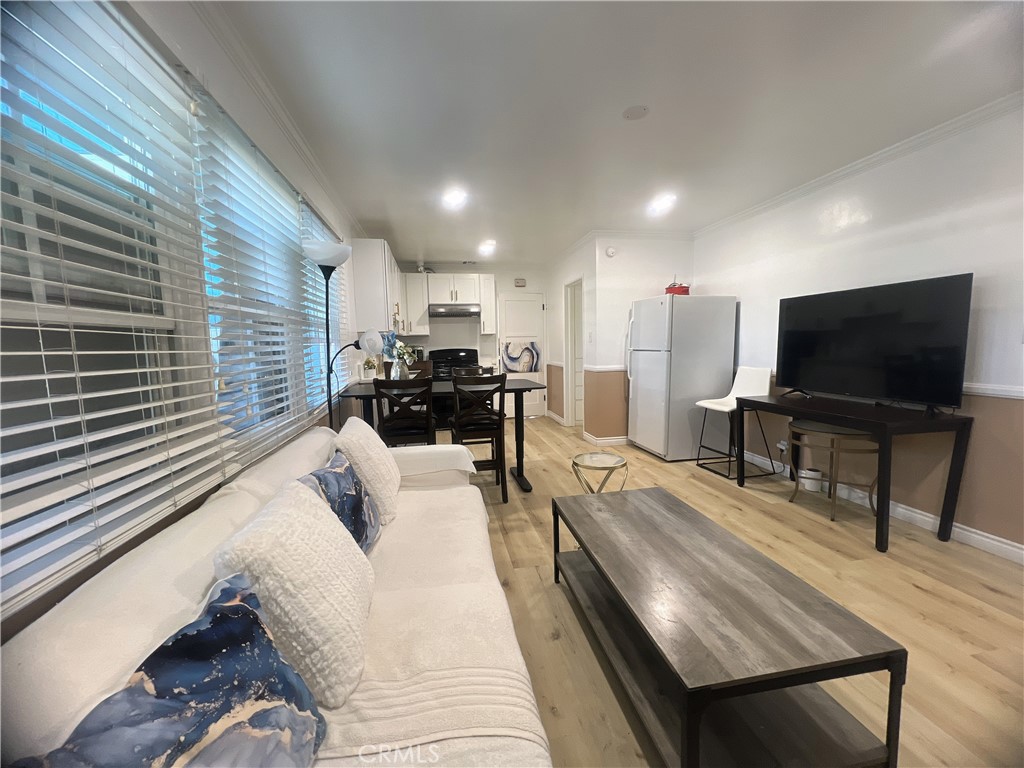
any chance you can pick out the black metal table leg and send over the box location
[510,391,532,492]
[939,420,972,541]
[885,651,908,767]
[360,396,374,425]
[680,691,706,767]
[736,405,746,487]
[552,501,560,583]
[876,435,892,553]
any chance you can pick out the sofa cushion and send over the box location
[368,487,497,592]
[12,574,326,768]
[1,487,265,765]
[216,481,374,709]
[336,417,401,524]
[225,426,338,503]
[299,452,381,553]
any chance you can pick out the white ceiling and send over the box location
[211,1,1023,265]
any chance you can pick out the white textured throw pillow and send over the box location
[216,481,375,708]
[335,417,402,525]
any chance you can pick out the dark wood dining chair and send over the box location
[450,373,507,503]
[373,377,435,446]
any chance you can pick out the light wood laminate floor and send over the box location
[462,417,1023,767]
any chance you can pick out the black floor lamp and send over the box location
[304,240,353,430]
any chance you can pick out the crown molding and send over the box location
[695,92,1024,239]
[189,2,366,239]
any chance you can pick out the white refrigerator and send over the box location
[627,295,737,461]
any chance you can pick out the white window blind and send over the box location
[195,95,323,467]
[300,201,353,402]
[1,1,346,617]
[0,1,221,613]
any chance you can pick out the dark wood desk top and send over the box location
[340,378,546,398]
[553,487,903,692]
[737,394,972,435]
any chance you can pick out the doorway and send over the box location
[565,279,584,427]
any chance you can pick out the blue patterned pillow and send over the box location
[13,574,325,768]
[299,450,381,552]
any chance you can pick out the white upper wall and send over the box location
[692,105,1024,396]
[594,235,694,369]
[130,2,358,242]
[544,236,597,367]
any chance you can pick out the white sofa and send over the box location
[1,426,551,767]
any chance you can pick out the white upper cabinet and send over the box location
[427,273,480,304]
[352,238,402,334]
[479,273,496,334]
[403,272,430,335]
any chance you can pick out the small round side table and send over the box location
[571,451,628,494]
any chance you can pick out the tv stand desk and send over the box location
[736,395,973,553]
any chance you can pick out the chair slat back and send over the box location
[452,373,506,429]
[373,377,434,434]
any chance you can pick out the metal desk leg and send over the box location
[939,420,972,541]
[876,435,892,553]
[885,652,908,767]
[680,691,706,767]
[736,405,747,487]
[510,391,532,492]
[552,501,560,584]
[360,397,374,425]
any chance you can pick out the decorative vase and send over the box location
[390,359,409,380]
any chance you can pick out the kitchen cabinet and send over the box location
[352,238,403,334]
[402,272,430,335]
[479,273,496,334]
[427,273,480,304]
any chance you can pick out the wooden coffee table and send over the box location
[552,487,907,767]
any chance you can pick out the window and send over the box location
[0,1,350,616]
[301,201,353,405]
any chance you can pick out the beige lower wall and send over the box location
[745,391,1024,545]
[547,364,564,418]
[584,370,628,438]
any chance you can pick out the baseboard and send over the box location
[546,410,567,426]
[742,451,1024,564]
[584,432,629,446]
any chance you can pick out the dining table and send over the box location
[337,377,547,492]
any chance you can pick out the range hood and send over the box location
[428,303,481,318]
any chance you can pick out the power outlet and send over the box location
[776,439,789,454]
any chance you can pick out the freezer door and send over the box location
[628,350,670,456]
[629,296,672,351]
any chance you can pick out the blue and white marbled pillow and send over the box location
[13,574,325,768]
[299,450,381,553]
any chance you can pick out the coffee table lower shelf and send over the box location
[556,549,888,767]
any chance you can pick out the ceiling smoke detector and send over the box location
[622,105,649,120]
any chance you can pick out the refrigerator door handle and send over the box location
[626,310,635,381]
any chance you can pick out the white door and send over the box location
[499,292,545,418]
[630,296,672,351]
[628,350,670,455]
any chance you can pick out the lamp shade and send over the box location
[359,329,384,356]
[302,240,352,267]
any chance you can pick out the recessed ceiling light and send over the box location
[442,186,468,211]
[646,192,677,218]
[477,239,496,256]
[623,105,649,120]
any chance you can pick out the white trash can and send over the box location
[798,468,823,493]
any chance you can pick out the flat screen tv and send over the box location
[775,274,973,408]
